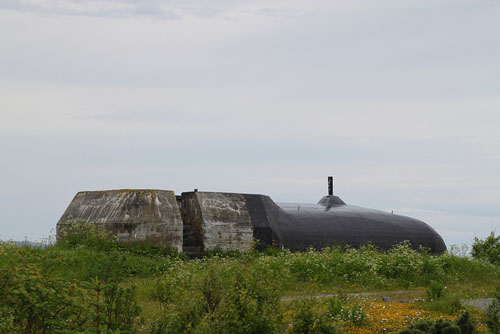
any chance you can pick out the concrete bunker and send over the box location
[57,183,447,254]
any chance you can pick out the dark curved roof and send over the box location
[245,194,446,253]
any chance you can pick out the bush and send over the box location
[426,280,445,300]
[400,319,459,334]
[323,297,367,327]
[102,283,141,333]
[340,304,367,326]
[324,298,343,320]
[472,232,500,265]
[2,233,499,333]
[54,220,180,280]
[152,259,283,334]
[456,311,475,334]
[486,288,500,334]
[57,219,117,251]
[424,296,463,315]
[0,244,92,334]
[0,242,142,334]
[0,314,16,334]
[287,298,337,334]
[57,219,181,259]
[400,311,475,334]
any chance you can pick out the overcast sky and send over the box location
[1,0,499,248]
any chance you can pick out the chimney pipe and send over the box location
[328,176,333,196]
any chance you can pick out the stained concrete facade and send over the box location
[181,192,254,254]
[57,189,447,254]
[57,190,183,252]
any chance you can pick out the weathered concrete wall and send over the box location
[181,192,254,253]
[179,192,203,254]
[57,189,183,252]
[56,188,447,254]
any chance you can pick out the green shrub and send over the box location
[151,259,283,334]
[472,232,500,265]
[263,242,456,290]
[57,219,182,260]
[426,280,445,300]
[400,312,475,334]
[340,304,367,326]
[0,314,18,334]
[2,233,499,334]
[0,245,92,334]
[102,283,141,333]
[57,219,116,251]
[400,319,459,334]
[0,242,142,334]
[456,311,475,334]
[288,298,337,334]
[324,298,343,320]
[423,295,463,315]
[486,288,500,334]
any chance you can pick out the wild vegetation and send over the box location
[1,223,500,333]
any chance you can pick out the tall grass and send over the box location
[1,228,500,333]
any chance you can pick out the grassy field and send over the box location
[1,227,500,334]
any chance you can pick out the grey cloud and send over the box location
[0,0,297,19]
[0,0,179,18]
[248,7,312,19]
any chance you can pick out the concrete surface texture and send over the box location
[57,189,447,255]
[181,191,254,253]
[57,190,183,252]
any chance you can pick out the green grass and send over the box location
[1,235,500,334]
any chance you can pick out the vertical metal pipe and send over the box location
[328,176,333,196]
